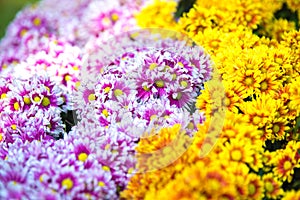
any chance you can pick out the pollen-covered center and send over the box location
[283,160,292,171]
[61,178,73,190]
[245,77,254,86]
[155,80,164,88]
[42,97,50,107]
[78,153,88,162]
[114,89,123,97]
[260,81,268,91]
[231,149,242,161]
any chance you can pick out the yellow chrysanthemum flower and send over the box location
[265,116,290,141]
[262,173,284,199]
[264,18,296,41]
[246,173,264,199]
[282,190,300,200]
[239,94,281,130]
[219,138,256,164]
[135,0,178,30]
[273,153,297,183]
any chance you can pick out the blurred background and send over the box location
[0,0,39,38]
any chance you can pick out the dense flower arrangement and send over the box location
[0,0,300,199]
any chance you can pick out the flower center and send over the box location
[155,80,164,88]
[265,182,274,193]
[252,116,261,125]
[102,109,109,117]
[231,149,242,161]
[172,74,177,80]
[34,96,41,103]
[23,96,31,105]
[88,94,96,101]
[180,80,188,88]
[102,17,111,26]
[224,97,231,107]
[65,75,72,82]
[143,85,150,91]
[102,166,110,171]
[98,181,105,187]
[173,92,182,100]
[104,87,111,93]
[260,81,268,91]
[42,97,50,107]
[209,179,221,191]
[272,124,280,133]
[61,178,73,190]
[20,29,28,37]
[275,57,283,65]
[187,122,194,130]
[149,63,157,70]
[45,86,50,93]
[105,144,110,150]
[75,81,81,90]
[78,153,88,162]
[150,115,157,121]
[13,102,20,110]
[33,17,41,26]
[245,77,254,86]
[248,183,256,196]
[114,89,123,97]
[0,93,6,99]
[111,13,119,22]
[11,124,17,130]
[39,174,45,182]
[177,62,184,67]
[283,160,292,171]
[210,40,219,48]
[128,167,134,174]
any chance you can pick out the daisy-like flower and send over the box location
[262,173,284,199]
[219,138,255,164]
[282,190,300,200]
[271,141,300,183]
[53,169,81,195]
[246,173,264,199]
[273,153,297,183]
[239,93,281,129]
[265,116,289,141]
[167,77,194,108]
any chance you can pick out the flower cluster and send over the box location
[80,38,211,134]
[0,75,66,145]
[0,0,215,198]
[0,133,118,199]
[73,30,213,173]
[0,0,149,198]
